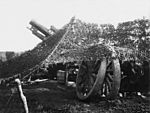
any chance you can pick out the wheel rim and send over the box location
[101,59,121,99]
[76,59,107,100]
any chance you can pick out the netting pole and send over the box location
[15,79,29,113]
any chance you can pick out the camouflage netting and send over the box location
[0,17,149,80]
[43,18,113,65]
[43,17,148,65]
[46,44,112,64]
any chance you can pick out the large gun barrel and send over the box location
[29,20,51,37]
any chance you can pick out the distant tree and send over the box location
[115,18,150,60]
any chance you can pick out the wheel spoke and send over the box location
[107,73,113,81]
[101,83,106,97]
[104,83,107,96]
[102,83,105,95]
[100,59,121,99]
[107,66,113,72]
[94,60,101,73]
[105,82,110,96]
[92,73,96,79]
[107,61,112,68]
[102,77,111,97]
[106,61,113,72]
[90,74,95,85]
[106,69,113,73]
[76,59,107,100]
[106,77,111,91]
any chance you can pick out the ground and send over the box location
[0,81,149,113]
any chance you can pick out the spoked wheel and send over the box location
[76,59,107,100]
[101,58,121,99]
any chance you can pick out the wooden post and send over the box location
[15,79,29,113]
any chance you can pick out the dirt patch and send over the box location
[0,81,149,113]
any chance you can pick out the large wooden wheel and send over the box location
[76,59,107,100]
[101,59,121,99]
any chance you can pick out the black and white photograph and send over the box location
[0,0,150,113]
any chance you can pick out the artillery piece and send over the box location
[0,17,149,101]
[27,18,122,100]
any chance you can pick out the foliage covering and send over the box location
[46,19,112,64]
[0,17,149,79]
[47,18,150,64]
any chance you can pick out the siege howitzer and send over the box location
[0,18,121,101]
[0,17,149,101]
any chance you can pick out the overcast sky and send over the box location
[0,0,149,52]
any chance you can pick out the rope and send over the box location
[41,17,75,65]
[22,65,40,81]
